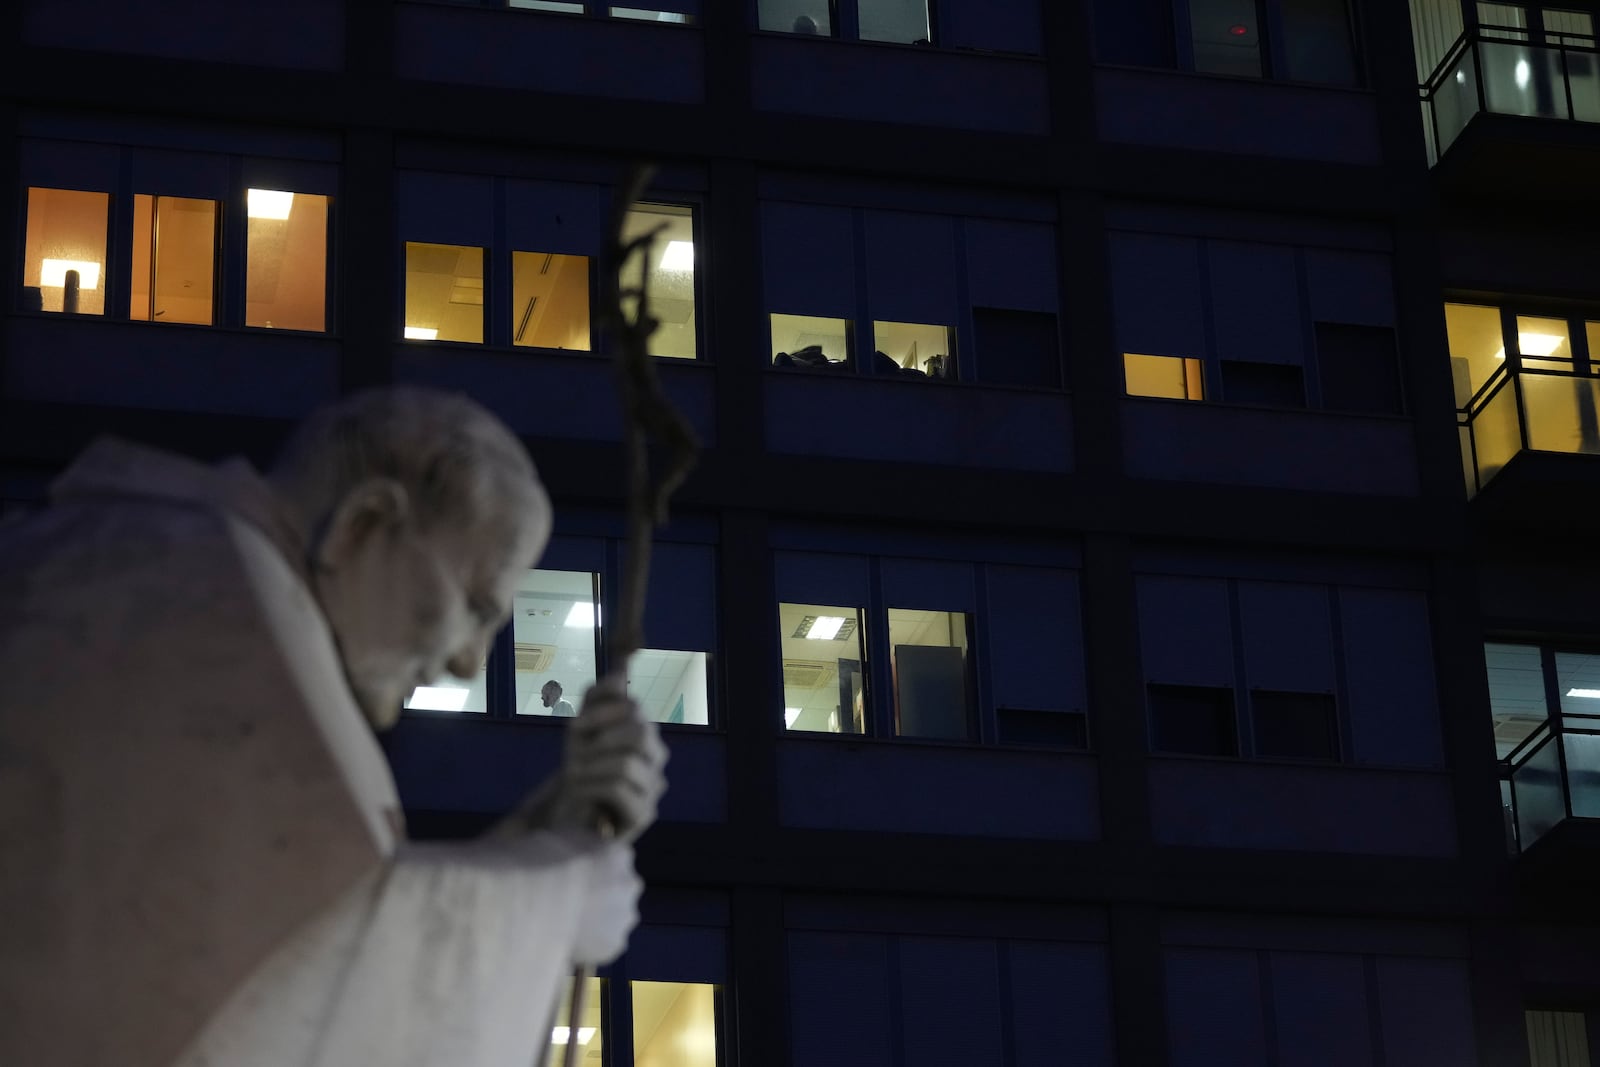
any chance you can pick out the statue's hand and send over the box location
[572,842,643,965]
[495,676,668,843]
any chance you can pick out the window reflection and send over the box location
[757,1,832,35]
[627,649,711,725]
[780,602,867,733]
[513,251,591,350]
[404,241,484,343]
[131,194,217,325]
[633,982,718,1067]
[246,189,328,332]
[859,0,931,44]
[1444,302,1505,407]
[515,569,601,716]
[1485,641,1548,758]
[771,313,851,369]
[889,608,971,740]
[622,203,697,359]
[22,187,109,316]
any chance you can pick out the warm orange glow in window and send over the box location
[512,251,590,350]
[23,187,109,315]
[246,190,328,332]
[131,194,217,325]
[404,242,484,344]
[1124,352,1204,399]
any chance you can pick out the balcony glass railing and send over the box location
[1458,361,1600,495]
[1421,32,1600,162]
[1501,713,1600,853]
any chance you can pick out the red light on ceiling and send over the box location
[1229,23,1249,35]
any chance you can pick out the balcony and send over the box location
[1501,715,1600,865]
[1422,32,1600,196]
[1458,363,1600,497]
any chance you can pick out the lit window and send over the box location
[859,0,932,44]
[622,203,697,359]
[512,251,591,350]
[780,602,867,733]
[609,7,693,22]
[872,320,954,379]
[633,982,718,1067]
[404,673,487,714]
[1486,642,1547,759]
[246,189,328,332]
[511,0,585,11]
[1514,314,1572,371]
[549,976,604,1061]
[889,609,971,740]
[1526,1009,1593,1067]
[627,649,711,725]
[22,187,108,315]
[515,569,600,716]
[404,241,484,344]
[131,194,217,325]
[1124,352,1204,400]
[771,313,851,369]
[1444,302,1506,407]
[758,2,833,35]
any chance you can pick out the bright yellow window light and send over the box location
[247,188,295,220]
[40,259,101,290]
[1494,333,1565,360]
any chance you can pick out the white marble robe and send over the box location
[0,440,604,1067]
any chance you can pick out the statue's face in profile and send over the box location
[313,484,549,729]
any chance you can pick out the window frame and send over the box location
[1171,0,1365,86]
[753,0,940,47]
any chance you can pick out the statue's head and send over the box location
[270,387,551,729]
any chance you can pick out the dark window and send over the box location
[1281,0,1359,84]
[1252,690,1338,760]
[1093,0,1177,65]
[1188,0,1264,77]
[997,708,1089,748]
[1316,323,1403,414]
[974,308,1060,388]
[1149,683,1238,756]
[1222,360,1305,406]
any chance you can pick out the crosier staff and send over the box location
[556,164,699,1067]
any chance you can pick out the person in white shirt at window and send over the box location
[543,679,578,717]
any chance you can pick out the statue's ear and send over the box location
[313,478,410,570]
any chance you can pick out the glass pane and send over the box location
[549,976,605,1063]
[758,0,832,34]
[131,194,216,325]
[1478,1,1530,37]
[1149,683,1238,756]
[622,203,697,359]
[780,602,867,734]
[1251,690,1337,760]
[627,649,710,725]
[1280,0,1358,85]
[771,313,851,368]
[1501,778,1519,853]
[515,569,600,716]
[1521,373,1600,454]
[1554,650,1600,717]
[1486,642,1550,758]
[610,7,693,22]
[1434,48,1482,155]
[1460,422,1478,496]
[1545,8,1595,39]
[1568,49,1600,123]
[633,982,717,1067]
[22,187,109,315]
[1124,353,1204,399]
[404,241,484,343]
[1188,0,1263,77]
[245,189,327,332]
[512,251,591,350]
[974,308,1060,388]
[859,0,932,44]
[1563,732,1600,818]
[1526,1009,1594,1067]
[1473,377,1524,485]
[1481,39,1569,117]
[404,661,488,713]
[890,609,971,739]
[1512,732,1566,848]
[1445,302,1505,406]
[872,320,955,379]
[512,0,586,11]
[1515,314,1572,371]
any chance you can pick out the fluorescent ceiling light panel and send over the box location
[806,616,846,640]
[408,686,470,711]
[1493,333,1564,360]
[658,240,695,271]
[247,188,295,220]
[550,1027,597,1044]
[40,259,101,290]
[564,602,596,628]
[1566,688,1600,698]
[404,326,438,340]
[784,707,801,727]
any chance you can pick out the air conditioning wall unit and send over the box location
[515,643,558,673]
[783,660,836,689]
